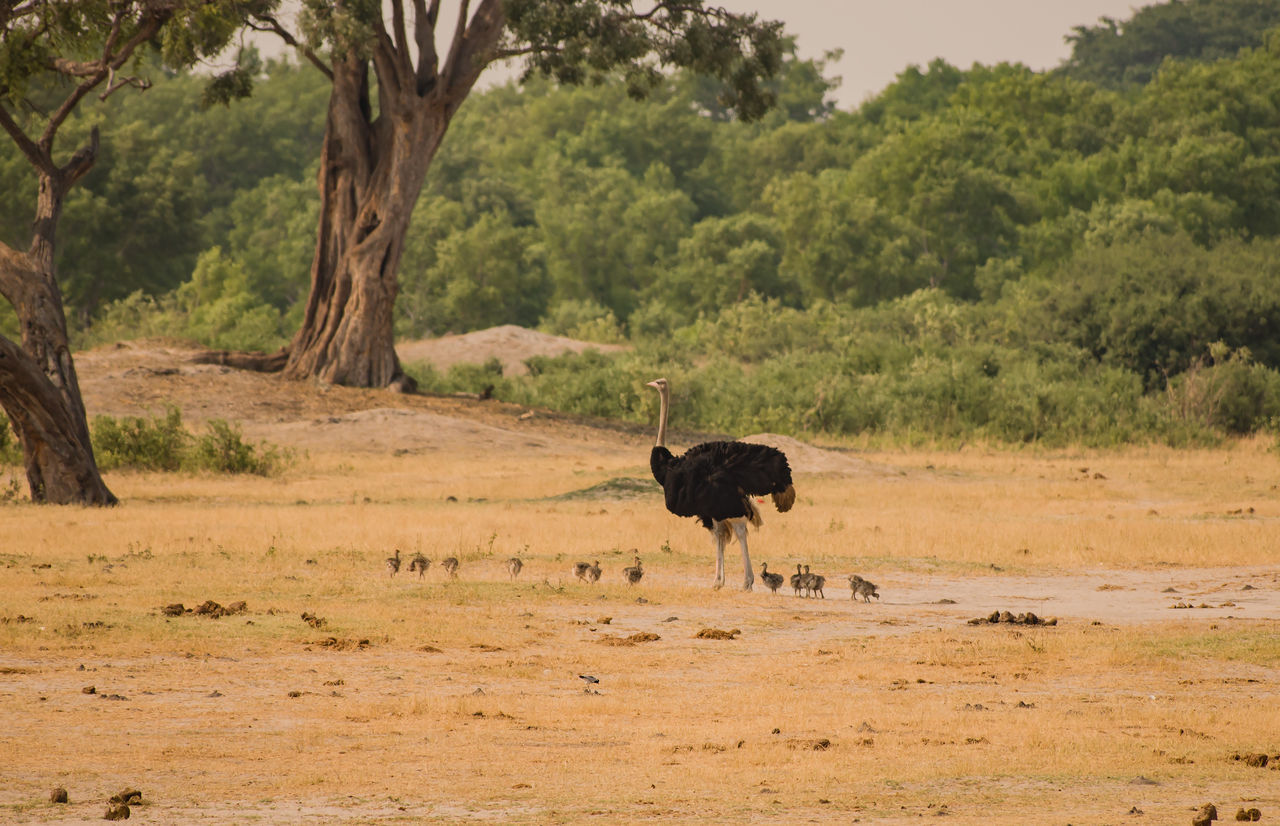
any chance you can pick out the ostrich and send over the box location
[647,378,796,592]
[385,549,401,578]
[442,556,460,578]
[623,555,643,585]
[760,562,784,594]
[800,564,825,599]
[572,562,591,582]
[848,574,880,603]
[506,557,524,580]
[408,553,430,578]
[791,563,804,596]
[586,561,602,583]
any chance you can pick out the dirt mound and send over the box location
[739,433,895,476]
[396,324,627,376]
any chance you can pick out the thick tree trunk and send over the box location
[0,225,116,505]
[195,0,506,389]
[280,57,450,392]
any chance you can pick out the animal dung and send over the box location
[1193,803,1218,826]
[103,802,130,820]
[1236,809,1263,822]
[786,737,832,751]
[599,632,660,646]
[694,628,741,640]
[967,611,1057,626]
[49,787,68,803]
[1232,752,1269,767]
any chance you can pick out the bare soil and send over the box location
[2,334,1277,824]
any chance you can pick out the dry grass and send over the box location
[2,440,1279,824]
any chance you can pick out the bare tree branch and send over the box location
[98,68,152,101]
[0,99,52,175]
[40,9,167,150]
[390,0,412,75]
[413,0,439,94]
[248,13,335,81]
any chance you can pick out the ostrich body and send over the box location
[849,574,879,602]
[573,562,591,582]
[760,562,784,594]
[408,553,430,578]
[647,378,795,591]
[442,557,459,578]
[791,564,804,596]
[385,549,402,578]
[586,561,602,583]
[506,557,523,580]
[623,555,643,585]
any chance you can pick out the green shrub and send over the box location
[91,408,292,475]
[0,414,20,465]
[187,419,293,475]
[93,407,190,471]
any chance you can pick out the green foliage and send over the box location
[188,419,293,475]
[92,408,190,472]
[0,414,22,465]
[1062,0,1280,88]
[538,299,626,344]
[92,408,292,475]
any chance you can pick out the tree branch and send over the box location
[442,0,507,103]
[248,13,334,81]
[413,0,439,94]
[40,9,167,150]
[0,99,52,176]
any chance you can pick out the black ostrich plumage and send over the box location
[650,440,794,530]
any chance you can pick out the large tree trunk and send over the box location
[198,0,506,389]
[0,169,116,505]
[279,56,448,393]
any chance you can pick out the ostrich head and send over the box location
[646,378,670,447]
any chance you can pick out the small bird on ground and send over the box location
[442,556,459,578]
[623,555,643,585]
[385,549,401,578]
[579,674,600,685]
[760,562,784,594]
[408,553,430,578]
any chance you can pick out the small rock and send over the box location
[50,787,68,803]
[82,685,96,694]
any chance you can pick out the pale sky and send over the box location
[249,2,1153,111]
[720,0,1152,109]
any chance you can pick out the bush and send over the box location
[91,408,292,475]
[93,407,190,471]
[0,414,20,465]
[187,419,293,475]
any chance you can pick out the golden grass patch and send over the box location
[1,442,1278,823]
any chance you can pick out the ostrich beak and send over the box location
[645,380,661,389]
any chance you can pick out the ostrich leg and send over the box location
[711,521,726,589]
[733,520,754,591]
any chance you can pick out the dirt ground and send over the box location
[3,334,1278,824]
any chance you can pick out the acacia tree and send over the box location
[0,0,265,504]
[202,0,783,390]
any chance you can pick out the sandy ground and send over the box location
[69,337,1280,629]
[2,334,1276,824]
[395,324,628,376]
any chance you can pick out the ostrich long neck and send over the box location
[655,385,669,447]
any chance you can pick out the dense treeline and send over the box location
[2,1,1280,446]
